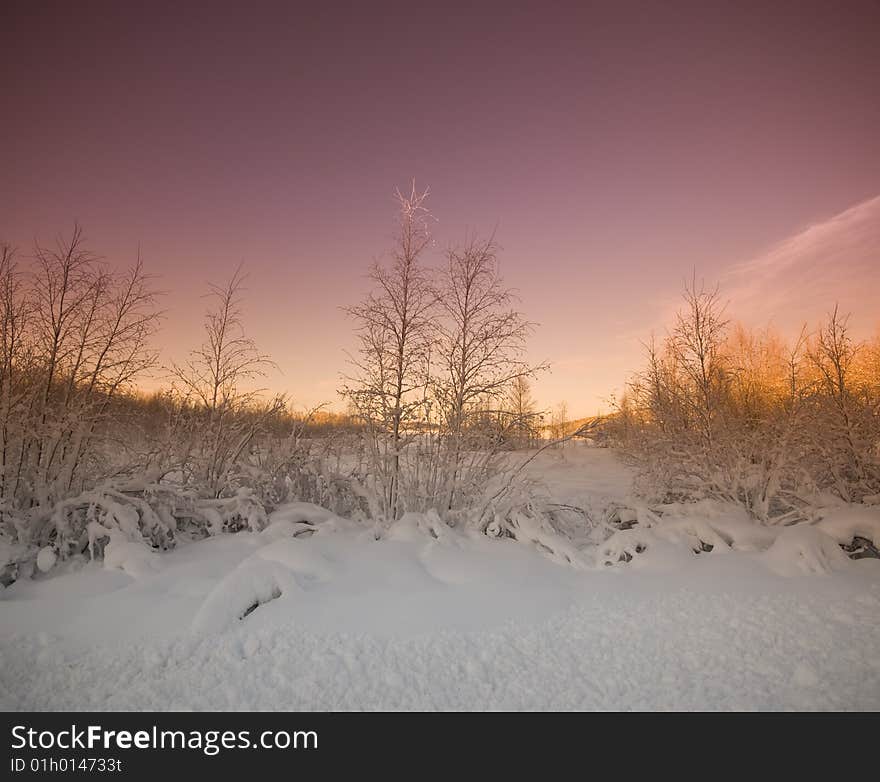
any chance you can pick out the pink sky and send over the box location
[2,2,879,414]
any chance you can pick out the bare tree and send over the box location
[670,273,729,450]
[29,225,101,488]
[0,223,165,572]
[808,306,875,500]
[170,265,281,495]
[504,375,540,448]
[341,183,436,521]
[551,401,569,448]
[434,234,547,508]
[20,227,161,504]
[0,243,32,510]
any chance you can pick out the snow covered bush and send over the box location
[0,231,162,574]
[11,485,268,568]
[612,278,880,524]
[0,233,377,582]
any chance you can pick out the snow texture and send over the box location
[1,445,878,711]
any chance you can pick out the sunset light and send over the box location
[1,0,878,738]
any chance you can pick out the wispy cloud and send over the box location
[721,195,880,334]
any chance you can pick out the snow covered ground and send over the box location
[2,444,879,711]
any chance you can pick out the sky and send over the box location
[2,1,879,415]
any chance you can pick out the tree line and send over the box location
[0,186,551,579]
[608,275,880,522]
[6,189,872,581]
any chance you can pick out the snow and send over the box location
[761,526,851,577]
[815,505,880,546]
[524,444,635,505]
[260,501,358,541]
[1,443,878,711]
[102,538,163,580]
[598,501,782,567]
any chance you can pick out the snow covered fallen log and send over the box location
[814,506,880,548]
[597,499,880,570]
[192,559,301,634]
[761,526,851,576]
[191,539,338,633]
[260,501,355,541]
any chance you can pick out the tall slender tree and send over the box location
[342,183,436,520]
